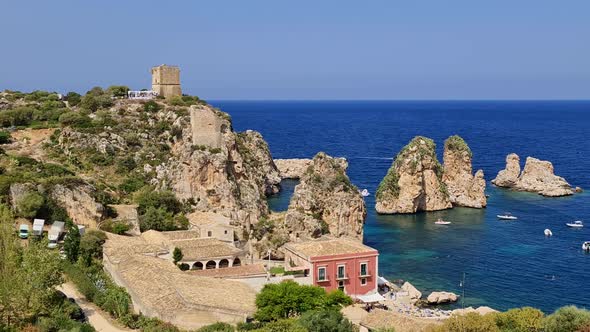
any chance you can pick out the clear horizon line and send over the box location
[207,98,590,102]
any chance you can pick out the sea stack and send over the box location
[375,136,452,214]
[442,135,486,208]
[285,152,366,240]
[492,154,574,197]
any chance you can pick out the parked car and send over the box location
[18,224,29,239]
[48,221,65,249]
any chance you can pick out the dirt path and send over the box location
[58,283,134,332]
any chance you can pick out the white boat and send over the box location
[497,213,518,220]
[435,218,451,225]
[566,220,584,228]
[359,189,370,197]
[544,229,553,237]
[583,241,590,252]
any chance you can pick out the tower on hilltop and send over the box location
[151,64,182,98]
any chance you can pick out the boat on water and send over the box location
[566,220,584,228]
[359,189,370,197]
[544,229,553,237]
[583,242,590,252]
[497,213,518,220]
[435,218,451,225]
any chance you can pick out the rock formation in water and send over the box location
[376,136,452,214]
[274,158,312,179]
[427,291,459,304]
[284,152,366,240]
[442,135,486,208]
[492,154,574,197]
[491,153,521,187]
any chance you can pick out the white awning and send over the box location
[357,293,385,303]
[378,276,390,285]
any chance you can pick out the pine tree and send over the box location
[173,247,183,264]
[63,223,81,263]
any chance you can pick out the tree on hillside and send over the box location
[494,307,544,332]
[254,280,348,322]
[17,191,44,219]
[63,223,81,263]
[79,229,107,265]
[544,306,590,332]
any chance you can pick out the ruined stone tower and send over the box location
[151,64,182,98]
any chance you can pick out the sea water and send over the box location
[211,100,590,312]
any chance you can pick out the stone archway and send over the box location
[192,262,203,270]
[233,258,241,267]
[206,260,217,269]
[219,259,229,268]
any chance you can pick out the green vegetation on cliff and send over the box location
[444,134,473,157]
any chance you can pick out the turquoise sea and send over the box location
[212,100,590,312]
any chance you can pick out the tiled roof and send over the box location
[188,211,234,227]
[188,264,267,278]
[174,237,242,261]
[283,237,377,259]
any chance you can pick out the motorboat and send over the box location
[497,213,518,220]
[544,229,553,237]
[435,218,451,225]
[583,241,590,252]
[566,220,584,228]
[359,189,370,197]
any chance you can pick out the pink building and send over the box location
[283,237,379,297]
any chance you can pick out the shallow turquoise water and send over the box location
[215,100,590,312]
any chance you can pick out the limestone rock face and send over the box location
[376,136,452,214]
[9,183,36,213]
[274,158,312,179]
[491,153,521,187]
[442,136,486,208]
[401,282,422,304]
[168,105,279,231]
[284,152,366,241]
[50,184,106,228]
[427,291,459,304]
[492,154,574,197]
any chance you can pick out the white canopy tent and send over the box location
[377,276,390,286]
[357,293,385,303]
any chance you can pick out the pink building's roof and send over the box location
[283,237,377,261]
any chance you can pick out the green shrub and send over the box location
[107,85,130,98]
[167,96,185,106]
[59,111,93,128]
[433,312,499,332]
[100,219,130,235]
[173,247,183,264]
[79,229,107,262]
[118,176,147,194]
[494,307,544,332]
[139,206,177,232]
[17,191,45,218]
[63,223,81,263]
[95,285,131,319]
[544,306,590,332]
[298,310,354,332]
[80,94,100,112]
[135,187,182,215]
[197,322,235,332]
[0,131,11,144]
[143,100,162,113]
[116,156,137,172]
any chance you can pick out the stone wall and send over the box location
[190,106,223,148]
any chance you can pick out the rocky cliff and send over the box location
[442,136,486,208]
[376,136,452,214]
[492,154,574,197]
[284,152,366,240]
[273,158,312,179]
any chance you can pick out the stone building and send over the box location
[151,64,182,98]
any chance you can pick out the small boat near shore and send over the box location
[544,229,553,237]
[435,218,451,225]
[583,242,590,252]
[359,189,370,197]
[566,220,584,228]
[497,213,518,220]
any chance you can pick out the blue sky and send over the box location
[1,1,588,100]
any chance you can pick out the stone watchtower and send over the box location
[151,64,182,98]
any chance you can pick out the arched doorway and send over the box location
[233,258,241,267]
[206,260,217,269]
[192,262,203,270]
[219,259,229,268]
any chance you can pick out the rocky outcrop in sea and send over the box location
[376,136,452,214]
[284,152,366,240]
[492,153,574,197]
[273,158,312,179]
[442,135,486,208]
